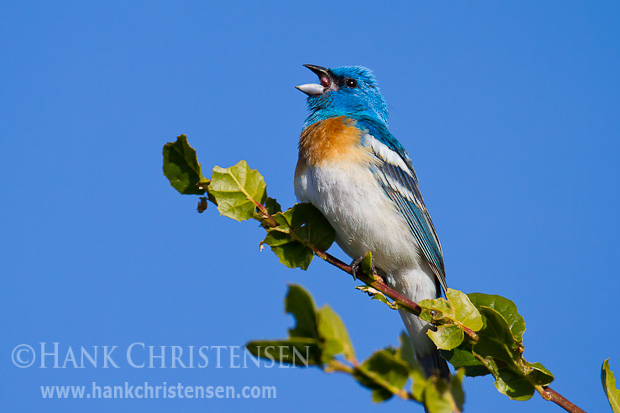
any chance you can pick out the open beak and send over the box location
[296,64,332,96]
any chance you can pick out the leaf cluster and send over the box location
[246,285,465,412]
[162,135,617,412]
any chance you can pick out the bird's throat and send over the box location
[298,116,372,167]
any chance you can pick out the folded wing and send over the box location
[358,118,447,293]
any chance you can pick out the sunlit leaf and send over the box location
[210,160,267,221]
[602,359,620,413]
[360,251,374,276]
[446,289,483,331]
[428,325,464,351]
[418,297,452,324]
[355,286,399,309]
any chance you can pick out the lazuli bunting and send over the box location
[295,64,449,378]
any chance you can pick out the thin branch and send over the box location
[309,242,479,340]
[538,386,587,413]
[253,200,585,413]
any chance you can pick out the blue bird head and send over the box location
[297,64,389,127]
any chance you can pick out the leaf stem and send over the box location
[256,202,277,227]
[328,359,420,402]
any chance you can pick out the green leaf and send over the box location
[264,197,281,215]
[440,347,489,377]
[423,369,465,413]
[285,285,319,340]
[397,331,421,371]
[471,306,544,400]
[418,297,452,324]
[262,231,315,270]
[423,383,451,413]
[355,286,399,309]
[370,388,393,403]
[162,134,209,195]
[209,160,267,221]
[450,369,466,411]
[317,305,355,362]
[468,293,525,342]
[289,203,336,251]
[360,251,374,276]
[428,325,465,351]
[261,203,335,270]
[473,306,520,366]
[354,348,410,403]
[446,288,483,331]
[396,332,427,400]
[602,359,620,413]
[422,376,452,413]
[491,367,535,401]
[245,339,323,367]
[419,291,481,352]
[462,293,555,399]
[527,361,554,387]
[245,286,326,369]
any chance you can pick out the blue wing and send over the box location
[356,117,447,293]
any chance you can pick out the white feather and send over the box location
[382,173,424,210]
[365,134,413,177]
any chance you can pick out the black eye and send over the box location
[345,78,358,88]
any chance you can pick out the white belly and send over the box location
[296,162,437,292]
[295,161,439,356]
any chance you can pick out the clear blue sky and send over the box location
[2,1,619,412]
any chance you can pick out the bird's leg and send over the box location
[349,255,377,280]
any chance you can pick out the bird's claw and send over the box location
[349,256,363,280]
[349,255,376,280]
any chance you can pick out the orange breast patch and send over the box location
[298,116,371,167]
